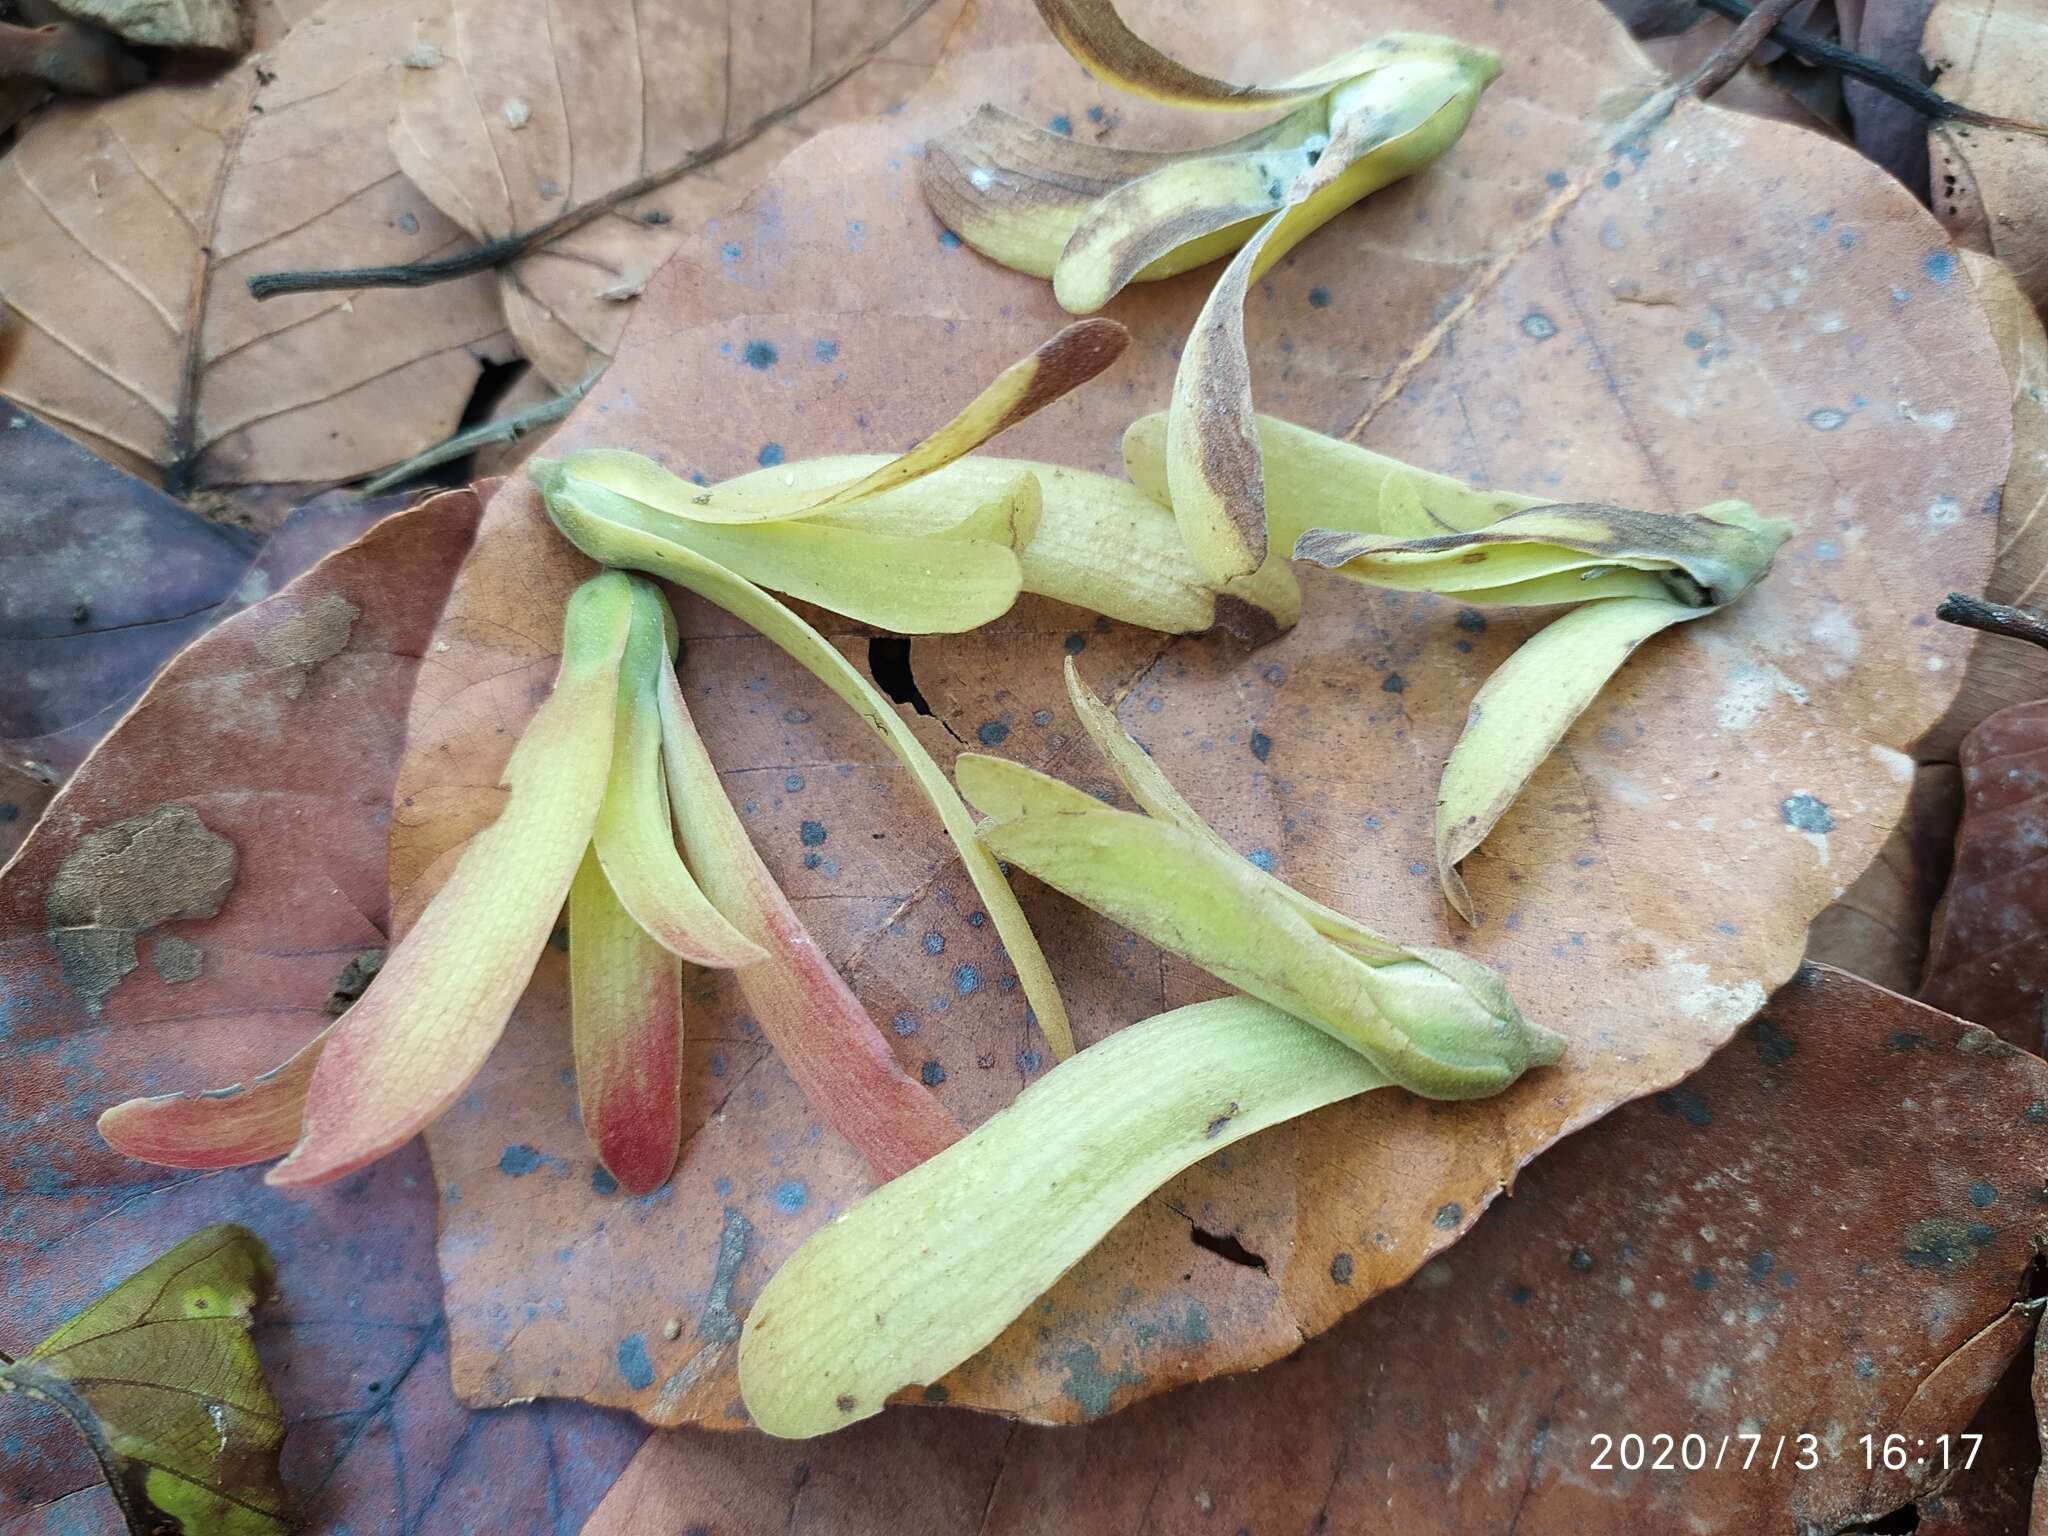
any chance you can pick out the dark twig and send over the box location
[1679,0,1800,99]
[246,0,940,301]
[1936,593,2048,654]
[1698,0,2048,136]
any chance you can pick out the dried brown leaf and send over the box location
[1926,0,2048,307]
[1807,762,1961,992]
[0,0,516,487]
[389,0,967,389]
[1922,248,2048,761]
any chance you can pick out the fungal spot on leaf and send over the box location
[1807,408,1849,431]
[1330,1252,1354,1285]
[257,591,359,698]
[1750,1015,1796,1067]
[757,442,785,467]
[1433,1202,1463,1230]
[835,1394,857,1413]
[591,1167,619,1196]
[954,964,981,995]
[47,804,238,1015]
[1568,1246,1596,1273]
[799,820,827,848]
[150,934,204,984]
[616,1333,655,1390]
[499,1144,548,1176]
[774,1179,808,1214]
[1455,608,1486,634]
[921,931,945,956]
[1203,1101,1240,1139]
[1654,1086,1713,1126]
[1249,730,1272,762]
[1308,286,1330,308]
[1382,674,1407,694]
[1781,793,1835,833]
[977,720,1010,747]
[1057,1344,1142,1421]
[1899,1216,1994,1271]
[1521,311,1558,341]
[1924,249,1956,283]
[742,340,778,370]
[1063,632,1087,655]
[921,1060,947,1086]
[697,1209,752,1345]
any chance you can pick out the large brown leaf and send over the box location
[0,495,646,1532]
[1921,697,2048,1050]
[581,965,2048,1534]
[391,0,967,390]
[398,0,2004,1428]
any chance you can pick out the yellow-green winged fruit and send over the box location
[1164,44,1501,583]
[739,997,1388,1438]
[956,751,1562,1099]
[1294,497,1792,921]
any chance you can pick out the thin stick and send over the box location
[246,0,939,301]
[1936,593,2048,654]
[1680,0,1801,98]
[1697,0,2048,136]
[360,373,593,493]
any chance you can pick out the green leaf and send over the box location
[0,1224,290,1536]
[739,996,1388,1437]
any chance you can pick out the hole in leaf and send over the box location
[1838,1504,1919,1534]
[868,637,933,716]
[1189,1224,1268,1272]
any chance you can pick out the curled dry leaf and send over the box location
[0,494,644,1532]
[586,965,2048,1533]
[0,0,515,487]
[1925,0,2048,308]
[1920,697,2048,1050]
[1920,249,2048,760]
[401,0,1999,1426]
[388,0,968,388]
[0,1224,288,1536]
[1805,761,1961,993]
